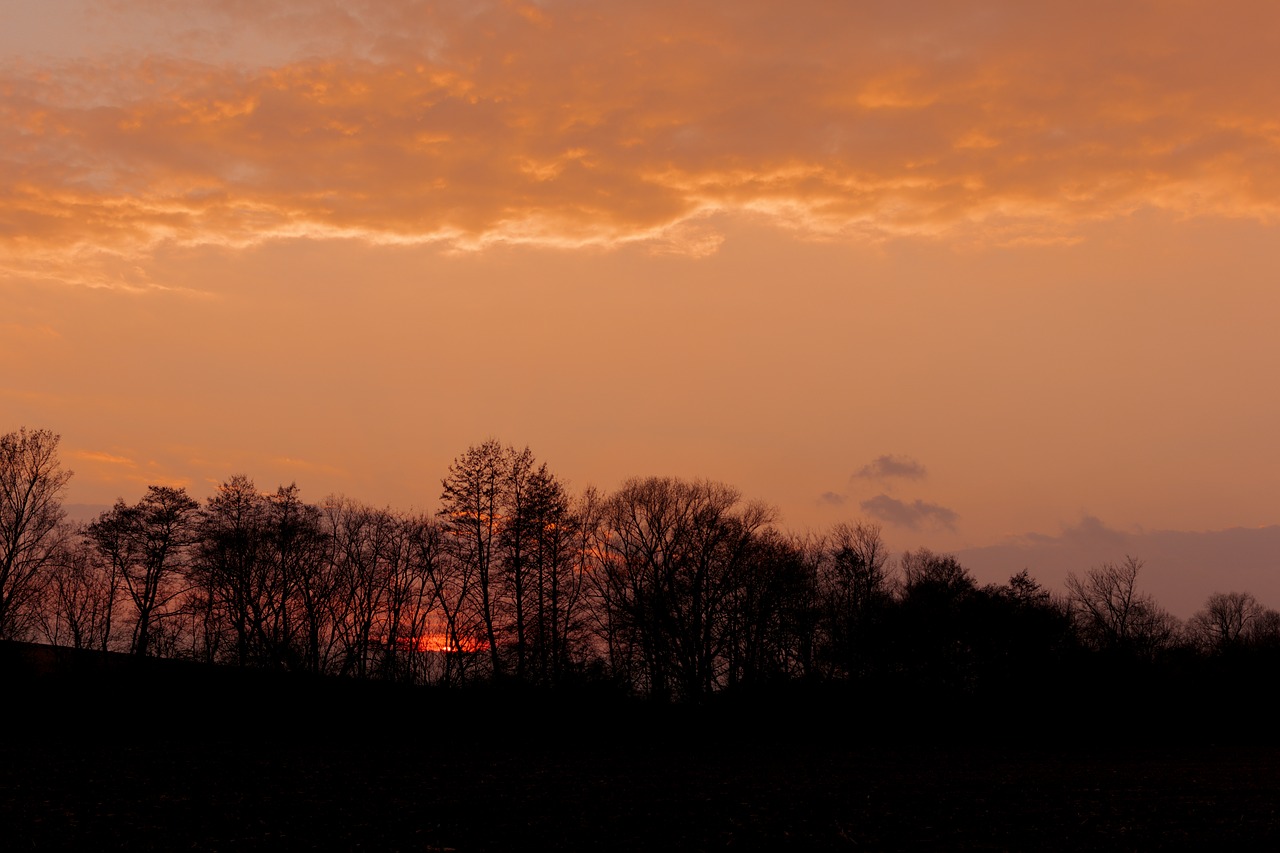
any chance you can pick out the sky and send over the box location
[3,1,1278,614]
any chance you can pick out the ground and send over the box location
[5,731,1279,850]
[4,641,1278,850]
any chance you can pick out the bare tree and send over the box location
[376,511,438,683]
[1001,569,1052,605]
[1187,591,1267,653]
[1065,556,1178,656]
[829,522,892,599]
[900,548,973,596]
[384,514,449,684]
[596,477,771,700]
[420,523,483,686]
[817,522,895,679]
[87,486,200,657]
[498,446,537,679]
[192,475,270,666]
[522,465,594,685]
[1246,608,1280,650]
[323,497,398,679]
[38,536,120,651]
[724,528,819,687]
[440,440,508,677]
[0,427,73,639]
[267,485,334,674]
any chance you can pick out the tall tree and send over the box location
[596,477,771,700]
[486,446,536,678]
[376,511,436,683]
[724,528,819,687]
[817,522,894,680]
[192,475,273,666]
[889,549,982,692]
[87,486,200,657]
[265,483,330,673]
[439,440,509,677]
[519,464,587,685]
[0,427,72,639]
[261,484,335,671]
[420,521,482,686]
[323,497,396,679]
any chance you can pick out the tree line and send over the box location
[4,427,1279,702]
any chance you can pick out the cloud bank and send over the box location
[5,0,1280,287]
[957,519,1280,618]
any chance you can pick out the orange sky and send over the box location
[3,1,1278,604]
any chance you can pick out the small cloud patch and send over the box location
[854,454,927,481]
[860,494,958,530]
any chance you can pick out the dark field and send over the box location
[5,642,1279,851]
[7,736,1280,850]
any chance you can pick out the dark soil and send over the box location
[4,641,1278,851]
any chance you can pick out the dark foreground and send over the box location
[7,735,1280,851]
[4,642,1279,851]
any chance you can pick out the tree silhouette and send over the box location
[440,440,508,677]
[22,423,1280,716]
[375,510,436,683]
[38,537,119,651]
[87,486,200,657]
[723,528,819,687]
[515,463,586,686]
[890,549,981,692]
[818,522,893,680]
[1187,591,1266,653]
[0,427,72,640]
[191,475,271,666]
[1065,556,1178,657]
[596,477,772,700]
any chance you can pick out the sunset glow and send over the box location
[397,633,489,655]
[4,1,1279,615]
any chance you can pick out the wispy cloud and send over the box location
[72,450,137,467]
[70,448,199,494]
[272,456,348,477]
[5,1,1280,287]
[860,494,958,530]
[0,322,61,341]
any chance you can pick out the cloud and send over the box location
[819,491,847,507]
[0,322,61,341]
[956,521,1280,618]
[854,454,927,481]
[1059,515,1130,547]
[1005,515,1131,548]
[69,447,198,494]
[272,456,348,477]
[5,1,1280,287]
[860,494,958,530]
[72,450,137,467]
